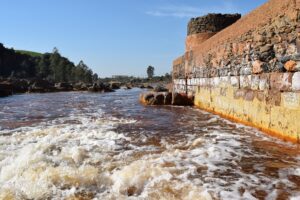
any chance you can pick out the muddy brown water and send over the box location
[0,89,299,200]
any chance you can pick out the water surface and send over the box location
[0,89,300,200]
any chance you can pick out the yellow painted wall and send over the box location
[194,86,300,143]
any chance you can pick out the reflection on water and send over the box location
[0,89,299,200]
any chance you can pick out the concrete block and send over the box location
[266,89,281,106]
[191,79,195,85]
[244,90,255,101]
[234,89,246,99]
[282,92,300,109]
[212,77,220,87]
[256,91,266,102]
[230,76,240,88]
[180,79,185,85]
[292,72,300,91]
[199,78,205,86]
[251,75,260,90]
[219,76,229,87]
[240,75,251,89]
[259,74,270,90]
[270,72,292,91]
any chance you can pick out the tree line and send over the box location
[0,43,98,83]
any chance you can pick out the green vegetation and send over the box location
[100,73,172,85]
[147,65,155,79]
[15,50,42,57]
[0,43,97,83]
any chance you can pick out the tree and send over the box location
[92,73,99,82]
[52,47,59,54]
[147,65,154,79]
[0,44,97,83]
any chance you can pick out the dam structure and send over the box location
[172,0,300,143]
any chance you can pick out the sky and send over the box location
[0,0,267,78]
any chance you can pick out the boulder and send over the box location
[140,93,155,105]
[165,92,172,105]
[11,79,29,93]
[146,85,154,89]
[140,92,172,106]
[88,83,114,93]
[29,79,55,93]
[110,82,121,90]
[0,82,13,97]
[252,60,267,74]
[284,60,300,72]
[152,93,165,105]
[153,85,168,92]
[172,93,194,106]
[125,84,132,90]
[73,82,88,91]
[55,82,73,91]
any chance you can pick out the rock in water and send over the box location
[110,82,121,90]
[28,79,55,93]
[0,82,13,97]
[172,93,194,106]
[140,92,172,106]
[88,83,114,93]
[55,82,73,91]
[153,85,168,92]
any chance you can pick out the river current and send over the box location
[0,89,299,200]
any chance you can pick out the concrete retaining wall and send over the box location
[172,0,300,143]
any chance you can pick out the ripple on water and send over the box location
[0,91,299,200]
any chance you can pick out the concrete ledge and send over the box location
[194,86,300,143]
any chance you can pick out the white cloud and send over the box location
[146,2,240,18]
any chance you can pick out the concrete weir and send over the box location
[172,0,300,143]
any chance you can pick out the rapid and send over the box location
[0,89,300,200]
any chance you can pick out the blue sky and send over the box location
[0,0,267,77]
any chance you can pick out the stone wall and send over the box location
[172,0,300,143]
[188,14,241,35]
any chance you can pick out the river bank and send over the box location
[0,78,170,98]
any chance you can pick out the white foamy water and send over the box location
[0,90,300,200]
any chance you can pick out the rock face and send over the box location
[29,80,55,93]
[88,83,114,93]
[0,78,118,96]
[55,82,73,91]
[172,0,300,143]
[11,79,29,93]
[0,82,13,97]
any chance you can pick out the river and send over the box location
[0,89,299,200]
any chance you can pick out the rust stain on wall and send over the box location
[172,0,300,143]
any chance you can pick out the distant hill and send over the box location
[0,43,98,83]
[15,50,42,57]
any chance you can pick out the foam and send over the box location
[0,92,299,199]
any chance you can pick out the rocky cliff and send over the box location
[172,0,300,143]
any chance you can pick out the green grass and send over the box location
[16,50,43,57]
